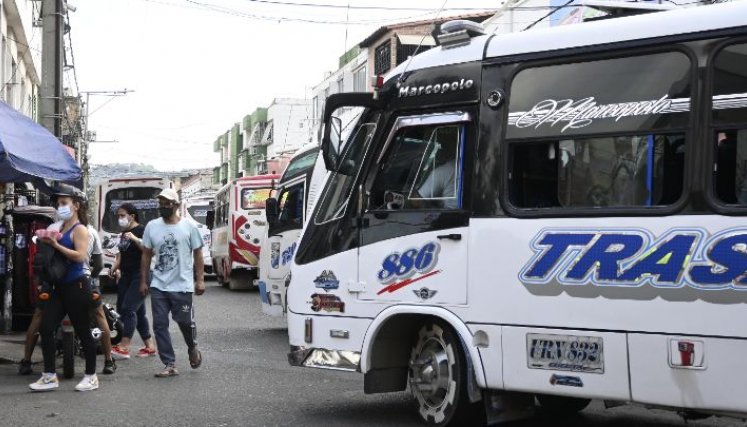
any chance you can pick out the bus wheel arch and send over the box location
[361,310,486,425]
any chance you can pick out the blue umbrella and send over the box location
[0,99,81,183]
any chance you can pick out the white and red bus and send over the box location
[94,176,173,288]
[211,174,279,290]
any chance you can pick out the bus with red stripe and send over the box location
[210,174,279,290]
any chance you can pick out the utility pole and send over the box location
[40,0,63,137]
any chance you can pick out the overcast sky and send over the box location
[72,0,500,171]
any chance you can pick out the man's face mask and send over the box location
[159,205,175,219]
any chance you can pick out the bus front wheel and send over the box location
[408,321,482,427]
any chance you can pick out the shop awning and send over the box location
[0,100,81,183]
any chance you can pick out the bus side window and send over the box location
[715,129,747,204]
[509,134,685,209]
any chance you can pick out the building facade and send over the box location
[0,0,41,118]
[212,98,312,186]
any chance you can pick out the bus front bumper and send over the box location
[288,346,360,372]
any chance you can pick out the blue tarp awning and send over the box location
[0,99,81,183]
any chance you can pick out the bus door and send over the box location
[267,177,305,280]
[356,112,473,305]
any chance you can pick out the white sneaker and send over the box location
[29,373,59,391]
[74,374,99,392]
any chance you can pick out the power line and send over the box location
[235,0,499,12]
[138,0,439,25]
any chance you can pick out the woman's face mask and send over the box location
[57,205,73,221]
[118,215,131,229]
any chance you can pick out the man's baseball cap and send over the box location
[157,188,180,204]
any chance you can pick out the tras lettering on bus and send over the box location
[377,242,441,295]
[520,228,747,290]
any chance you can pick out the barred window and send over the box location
[374,41,391,76]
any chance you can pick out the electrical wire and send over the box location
[522,0,575,31]
[234,0,500,12]
[138,0,454,25]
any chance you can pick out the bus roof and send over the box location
[385,1,747,81]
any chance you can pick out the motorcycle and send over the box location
[56,303,123,379]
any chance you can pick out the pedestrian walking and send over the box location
[140,189,205,377]
[29,184,100,392]
[19,222,117,376]
[109,203,157,360]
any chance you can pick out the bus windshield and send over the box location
[187,205,210,225]
[241,188,273,210]
[282,149,319,182]
[102,187,162,233]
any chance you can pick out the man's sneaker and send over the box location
[136,347,157,358]
[74,374,99,392]
[103,359,117,375]
[29,373,59,391]
[188,347,202,369]
[154,365,178,378]
[111,345,130,360]
[18,359,33,375]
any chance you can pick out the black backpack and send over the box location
[33,241,69,284]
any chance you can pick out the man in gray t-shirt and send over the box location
[140,188,205,377]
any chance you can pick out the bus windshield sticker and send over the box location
[314,270,340,292]
[520,228,747,292]
[377,242,441,295]
[508,95,685,133]
[109,198,159,212]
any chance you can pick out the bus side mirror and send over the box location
[322,116,342,171]
[205,210,215,230]
[266,197,279,226]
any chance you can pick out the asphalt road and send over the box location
[0,279,744,427]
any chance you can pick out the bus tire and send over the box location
[408,321,482,427]
[536,394,591,416]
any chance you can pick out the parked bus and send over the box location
[94,176,172,289]
[287,4,747,425]
[258,145,321,316]
[181,191,216,275]
[211,174,280,290]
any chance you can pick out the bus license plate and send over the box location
[526,333,604,374]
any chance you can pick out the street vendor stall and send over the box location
[0,99,82,333]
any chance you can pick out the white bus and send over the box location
[94,176,172,288]
[258,144,320,316]
[181,192,215,275]
[210,174,279,290]
[287,4,747,425]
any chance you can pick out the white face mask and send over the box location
[57,205,73,221]
[118,217,130,229]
